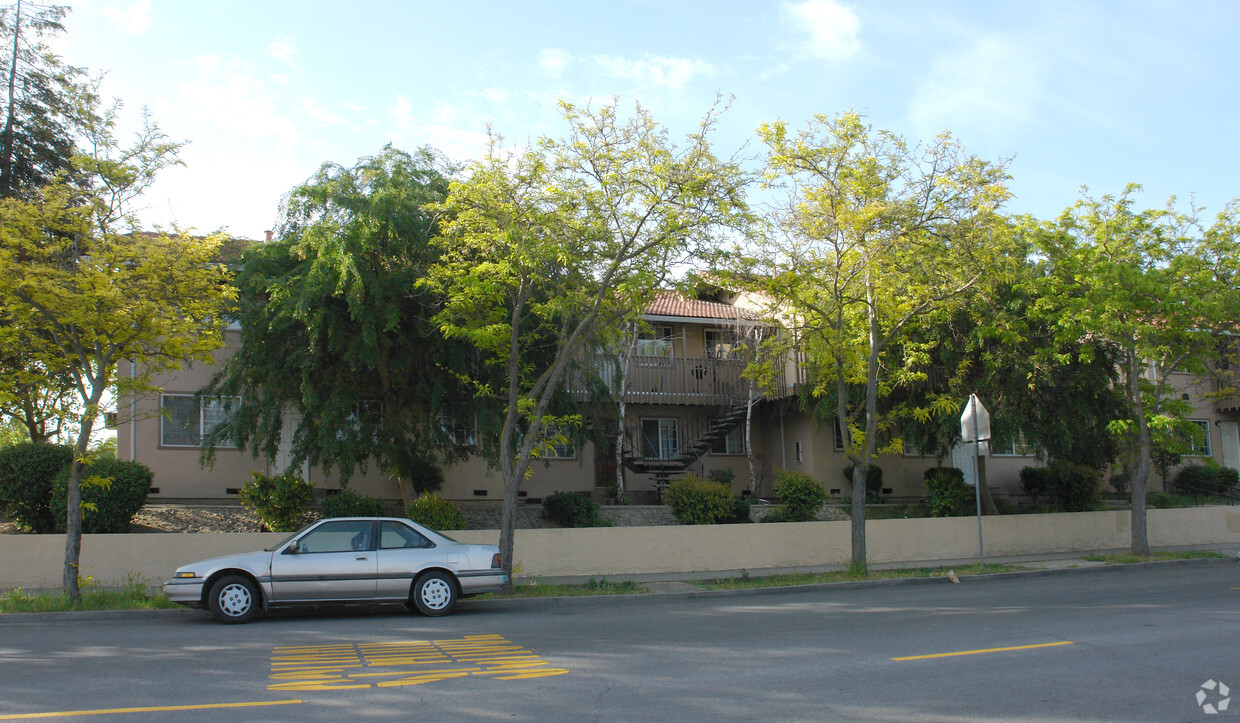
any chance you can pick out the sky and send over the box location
[50,0,1240,240]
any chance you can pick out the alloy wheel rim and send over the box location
[219,583,252,617]
[420,579,451,609]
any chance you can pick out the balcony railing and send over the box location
[568,355,794,406]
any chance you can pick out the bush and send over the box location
[52,458,152,534]
[406,493,466,530]
[1019,466,1050,503]
[237,472,316,532]
[842,464,883,502]
[542,491,610,528]
[321,488,386,518]
[0,443,73,533]
[1108,467,1131,496]
[1046,461,1101,512]
[1173,465,1240,496]
[664,474,735,525]
[924,466,971,517]
[731,495,753,523]
[774,469,827,522]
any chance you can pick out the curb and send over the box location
[1,556,1230,625]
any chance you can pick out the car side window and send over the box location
[380,521,433,550]
[297,520,374,553]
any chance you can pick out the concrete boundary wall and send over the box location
[2,507,1238,590]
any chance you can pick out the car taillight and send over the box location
[491,553,502,569]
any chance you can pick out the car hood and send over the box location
[175,549,274,576]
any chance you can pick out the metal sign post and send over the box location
[960,394,991,568]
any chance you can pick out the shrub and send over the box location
[1108,467,1131,496]
[731,495,753,523]
[51,458,152,534]
[1019,466,1050,503]
[406,493,466,530]
[1046,460,1101,512]
[542,491,611,528]
[1173,465,1240,496]
[924,466,971,517]
[706,468,735,487]
[237,472,316,532]
[664,474,735,525]
[321,488,386,518]
[775,469,827,522]
[842,464,883,502]
[0,443,73,533]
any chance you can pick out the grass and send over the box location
[0,577,176,614]
[1082,549,1226,564]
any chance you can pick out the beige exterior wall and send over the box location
[3,507,1236,590]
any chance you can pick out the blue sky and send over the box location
[56,0,1240,239]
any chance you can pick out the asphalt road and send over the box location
[2,561,1238,722]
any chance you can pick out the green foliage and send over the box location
[842,464,884,502]
[405,493,466,531]
[541,491,611,528]
[1019,466,1050,503]
[0,442,72,532]
[1173,465,1239,496]
[731,495,753,523]
[924,466,971,517]
[664,474,737,525]
[706,468,735,487]
[237,472,315,532]
[1045,461,1102,512]
[51,458,151,534]
[201,146,474,502]
[321,489,386,518]
[774,469,827,522]
[1108,467,1131,495]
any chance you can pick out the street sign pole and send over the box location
[961,393,991,568]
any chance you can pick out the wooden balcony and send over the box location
[1216,369,1240,412]
[568,355,794,406]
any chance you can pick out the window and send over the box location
[992,431,1036,457]
[380,521,433,549]
[834,418,845,451]
[161,394,237,447]
[636,325,673,360]
[795,440,802,463]
[439,410,476,446]
[710,423,745,455]
[540,424,577,460]
[704,329,740,360]
[641,418,679,459]
[296,520,374,554]
[1188,420,1212,456]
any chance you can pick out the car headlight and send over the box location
[175,571,198,579]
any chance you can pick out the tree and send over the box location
[425,99,750,586]
[732,111,1011,569]
[1032,186,1240,554]
[0,110,232,600]
[0,0,94,199]
[202,146,478,506]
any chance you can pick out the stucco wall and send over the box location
[2,507,1236,591]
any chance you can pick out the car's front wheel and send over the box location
[208,574,258,624]
[412,571,457,616]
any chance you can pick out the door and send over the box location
[270,519,378,601]
[374,520,442,599]
[1221,421,1240,472]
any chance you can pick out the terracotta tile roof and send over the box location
[644,290,762,321]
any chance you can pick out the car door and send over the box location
[374,520,442,599]
[270,519,378,601]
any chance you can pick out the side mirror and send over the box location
[284,539,301,554]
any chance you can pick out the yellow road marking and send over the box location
[0,700,302,720]
[892,640,1075,661]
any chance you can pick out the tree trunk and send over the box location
[1126,349,1152,556]
[976,452,999,515]
[0,0,21,197]
[62,398,99,601]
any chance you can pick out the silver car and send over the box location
[164,517,507,623]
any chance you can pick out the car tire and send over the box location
[411,571,457,616]
[208,574,258,624]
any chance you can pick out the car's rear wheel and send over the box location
[412,571,457,616]
[208,574,258,624]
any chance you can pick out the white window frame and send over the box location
[636,325,674,362]
[704,328,740,360]
[161,394,237,448]
[540,424,577,460]
[992,431,1036,457]
[641,418,679,460]
[710,423,745,455]
[1188,419,1212,456]
[439,411,477,446]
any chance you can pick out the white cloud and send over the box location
[102,0,152,35]
[389,95,491,161]
[591,55,717,90]
[268,35,299,66]
[539,48,572,78]
[783,0,861,62]
[302,97,347,127]
[175,55,304,153]
[907,34,1045,141]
